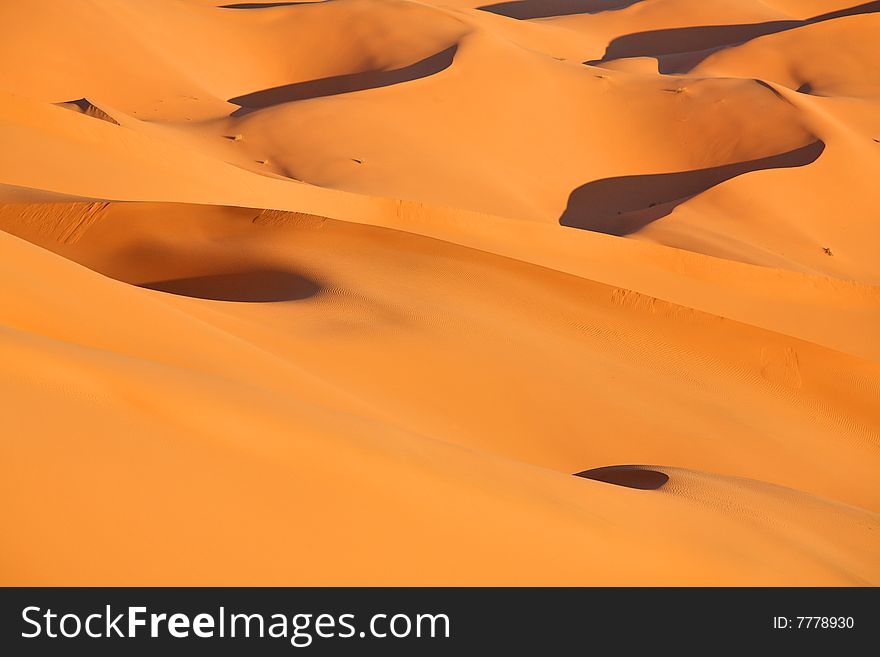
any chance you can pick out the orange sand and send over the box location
[0,0,878,585]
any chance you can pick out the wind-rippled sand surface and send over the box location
[1,0,878,585]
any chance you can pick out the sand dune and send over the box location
[0,0,878,585]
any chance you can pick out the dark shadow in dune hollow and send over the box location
[228,45,457,116]
[60,98,97,112]
[575,466,669,490]
[478,0,641,20]
[752,78,792,103]
[796,82,815,94]
[139,269,320,302]
[221,2,324,8]
[55,98,120,125]
[559,140,824,236]
[586,1,880,73]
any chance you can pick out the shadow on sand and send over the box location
[559,140,824,236]
[575,466,669,490]
[140,269,320,302]
[587,1,880,72]
[228,45,457,116]
[220,2,325,8]
[478,0,641,20]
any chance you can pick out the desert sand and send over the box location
[0,0,878,585]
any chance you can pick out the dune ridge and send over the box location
[0,0,878,585]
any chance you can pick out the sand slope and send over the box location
[0,0,878,584]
